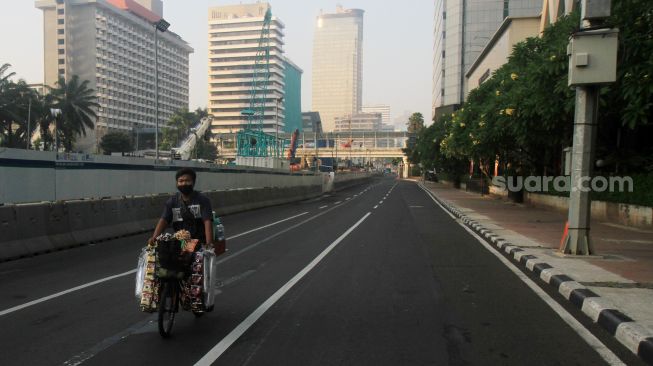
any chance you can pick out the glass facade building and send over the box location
[432,0,541,119]
[283,58,303,133]
[312,6,364,132]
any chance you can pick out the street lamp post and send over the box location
[26,98,32,150]
[153,18,170,160]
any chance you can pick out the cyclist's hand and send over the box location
[204,242,213,250]
[147,236,155,246]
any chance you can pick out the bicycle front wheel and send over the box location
[158,281,177,338]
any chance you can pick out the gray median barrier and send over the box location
[0,184,324,262]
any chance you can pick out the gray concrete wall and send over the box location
[524,192,653,228]
[0,185,324,262]
[0,148,322,204]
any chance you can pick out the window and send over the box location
[58,49,64,55]
[57,8,64,15]
[58,39,64,45]
[58,59,65,65]
[58,19,64,25]
[57,29,64,34]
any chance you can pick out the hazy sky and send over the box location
[0,0,433,129]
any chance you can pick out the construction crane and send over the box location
[237,7,280,158]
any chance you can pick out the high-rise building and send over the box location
[312,6,364,132]
[283,57,303,133]
[432,0,541,119]
[362,105,391,126]
[36,0,193,153]
[302,112,322,134]
[208,2,285,135]
[334,112,382,133]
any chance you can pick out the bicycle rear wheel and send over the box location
[158,281,177,338]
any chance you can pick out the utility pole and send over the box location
[153,18,170,160]
[26,98,31,150]
[561,0,618,255]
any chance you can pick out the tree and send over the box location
[49,75,99,151]
[194,139,218,161]
[161,108,195,150]
[99,131,133,154]
[406,112,425,133]
[0,64,40,149]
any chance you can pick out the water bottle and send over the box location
[213,211,226,255]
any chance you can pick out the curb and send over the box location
[419,182,653,365]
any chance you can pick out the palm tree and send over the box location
[0,63,16,147]
[0,64,39,148]
[49,75,99,151]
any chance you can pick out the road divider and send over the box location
[0,186,322,262]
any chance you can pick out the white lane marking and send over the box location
[227,212,309,240]
[194,212,372,366]
[0,211,310,317]
[334,201,342,205]
[318,205,328,209]
[354,194,358,197]
[374,205,378,209]
[417,184,625,366]
[345,197,351,201]
[0,269,137,317]
[379,201,383,204]
[216,200,359,265]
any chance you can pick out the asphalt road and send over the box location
[0,176,643,365]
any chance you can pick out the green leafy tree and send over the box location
[161,108,195,150]
[49,75,99,152]
[406,112,425,133]
[99,131,133,154]
[0,64,41,148]
[194,138,218,161]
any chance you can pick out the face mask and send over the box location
[177,184,193,195]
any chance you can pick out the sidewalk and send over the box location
[419,180,653,363]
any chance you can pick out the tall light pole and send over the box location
[26,98,32,150]
[153,18,170,160]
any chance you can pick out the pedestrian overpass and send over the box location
[213,131,412,176]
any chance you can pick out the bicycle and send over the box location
[156,238,205,337]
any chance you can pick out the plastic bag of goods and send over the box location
[138,246,159,312]
[203,248,217,310]
[135,247,147,299]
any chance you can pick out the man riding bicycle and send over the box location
[149,168,214,250]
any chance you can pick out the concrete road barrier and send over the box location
[0,184,325,262]
[15,204,56,256]
[46,202,75,250]
[0,205,29,259]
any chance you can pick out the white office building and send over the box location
[208,2,286,135]
[334,112,382,133]
[362,105,391,126]
[36,0,193,153]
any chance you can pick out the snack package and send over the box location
[138,246,160,312]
